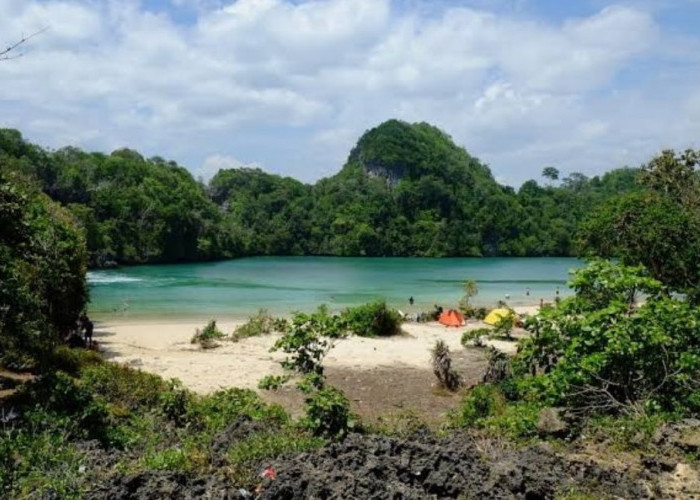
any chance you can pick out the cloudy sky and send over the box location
[1,0,699,185]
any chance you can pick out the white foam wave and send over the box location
[87,273,142,284]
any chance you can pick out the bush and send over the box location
[186,388,288,433]
[461,328,491,348]
[453,384,506,427]
[0,429,85,499]
[492,310,517,340]
[232,309,279,341]
[431,340,462,391]
[587,413,669,451]
[458,279,478,316]
[303,386,355,438]
[341,300,403,337]
[473,307,488,320]
[483,347,512,384]
[272,310,343,377]
[191,320,225,349]
[517,260,700,416]
[258,375,291,391]
[80,362,170,412]
[44,345,102,375]
[17,371,110,443]
[452,384,540,438]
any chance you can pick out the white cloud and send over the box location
[197,153,261,181]
[0,0,697,185]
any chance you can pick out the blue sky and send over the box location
[1,0,699,185]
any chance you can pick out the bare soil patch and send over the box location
[262,347,489,426]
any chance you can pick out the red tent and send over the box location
[438,309,465,327]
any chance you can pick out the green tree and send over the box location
[516,260,700,415]
[0,171,87,367]
[580,149,700,302]
[541,166,559,181]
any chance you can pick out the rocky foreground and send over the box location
[85,418,700,499]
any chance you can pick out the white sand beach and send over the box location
[94,305,537,394]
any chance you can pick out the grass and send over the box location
[191,320,226,349]
[0,352,305,499]
[231,309,281,342]
[227,429,324,485]
[0,429,86,499]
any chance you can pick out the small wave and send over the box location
[87,273,143,284]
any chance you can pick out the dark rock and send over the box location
[85,471,250,500]
[261,433,651,499]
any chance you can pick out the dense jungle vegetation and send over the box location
[2,120,700,497]
[0,120,641,266]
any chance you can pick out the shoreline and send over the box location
[92,305,538,395]
[91,303,543,326]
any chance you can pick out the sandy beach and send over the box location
[94,305,537,395]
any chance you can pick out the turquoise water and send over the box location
[87,257,581,321]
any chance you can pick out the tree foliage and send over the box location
[516,260,700,415]
[0,170,87,367]
[0,123,642,266]
[580,148,700,302]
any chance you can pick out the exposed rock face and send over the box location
[262,433,652,499]
[85,421,700,499]
[84,472,249,500]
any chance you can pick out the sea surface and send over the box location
[87,257,581,321]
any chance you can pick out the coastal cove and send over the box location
[88,256,580,321]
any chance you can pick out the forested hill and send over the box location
[0,121,641,266]
[209,120,641,258]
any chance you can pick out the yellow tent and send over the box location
[484,308,514,326]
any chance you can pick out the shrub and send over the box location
[483,347,512,384]
[232,309,277,341]
[453,384,506,427]
[517,260,700,416]
[44,345,102,375]
[452,383,541,439]
[341,300,403,337]
[587,413,668,451]
[473,307,488,320]
[0,429,86,499]
[371,410,428,438]
[272,310,343,378]
[258,375,291,391]
[461,328,491,348]
[303,386,355,438]
[191,320,225,349]
[17,371,110,443]
[431,340,462,391]
[80,362,170,412]
[186,388,288,433]
[158,379,192,423]
[458,279,478,316]
[272,317,289,333]
[492,310,517,340]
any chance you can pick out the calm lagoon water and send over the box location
[87,257,581,321]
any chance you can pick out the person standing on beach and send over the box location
[83,316,94,347]
[526,287,530,296]
[409,296,414,306]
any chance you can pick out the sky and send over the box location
[0,0,699,186]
